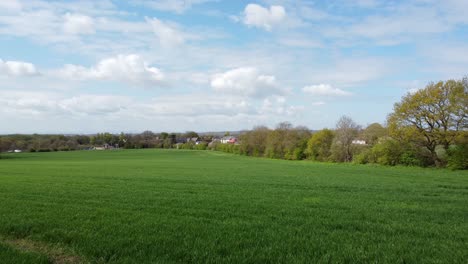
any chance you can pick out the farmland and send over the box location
[0,149,467,263]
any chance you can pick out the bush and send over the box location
[400,151,422,166]
[353,148,372,164]
[194,143,208,150]
[370,139,402,166]
[447,144,468,170]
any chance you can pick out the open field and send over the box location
[0,149,467,263]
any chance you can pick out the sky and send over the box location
[0,0,467,134]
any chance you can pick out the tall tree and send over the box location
[388,78,468,166]
[306,129,334,161]
[240,126,270,157]
[332,116,361,162]
[361,123,387,145]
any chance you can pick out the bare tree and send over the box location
[332,116,361,162]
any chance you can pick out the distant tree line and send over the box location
[0,131,212,153]
[1,77,466,169]
[211,77,467,170]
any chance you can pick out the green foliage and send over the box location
[447,133,468,170]
[211,142,241,154]
[306,129,334,161]
[388,78,467,166]
[263,122,311,160]
[331,116,361,162]
[370,138,403,166]
[239,126,269,157]
[361,123,387,146]
[353,148,372,164]
[447,144,468,170]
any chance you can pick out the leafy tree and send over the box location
[306,129,334,161]
[388,78,468,166]
[283,126,311,160]
[185,131,199,139]
[240,126,270,157]
[265,122,292,159]
[160,132,169,140]
[447,131,468,170]
[331,116,361,162]
[361,123,387,145]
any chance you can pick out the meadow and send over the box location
[0,149,467,263]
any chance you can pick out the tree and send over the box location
[306,129,334,161]
[361,123,387,145]
[388,78,468,166]
[265,122,292,159]
[240,126,270,157]
[447,131,468,170]
[283,126,311,160]
[185,131,199,139]
[331,116,361,162]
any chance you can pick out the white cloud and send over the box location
[211,67,286,98]
[311,101,326,106]
[303,84,352,96]
[60,95,131,115]
[260,96,303,116]
[0,0,22,12]
[146,17,187,47]
[135,0,215,14]
[243,4,286,31]
[58,54,164,85]
[0,90,306,133]
[62,13,95,35]
[0,91,130,116]
[146,95,254,117]
[0,58,38,77]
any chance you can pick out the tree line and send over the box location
[207,77,467,170]
[0,131,209,153]
[1,77,466,169]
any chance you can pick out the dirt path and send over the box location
[1,237,85,264]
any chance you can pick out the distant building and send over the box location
[221,136,238,144]
[352,139,367,145]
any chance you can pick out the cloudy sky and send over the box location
[1,0,467,134]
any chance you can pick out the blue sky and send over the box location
[0,0,467,134]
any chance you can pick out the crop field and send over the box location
[0,149,467,263]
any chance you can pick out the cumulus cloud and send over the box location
[146,18,186,47]
[0,90,306,133]
[0,58,38,77]
[0,0,22,12]
[63,13,95,35]
[303,84,352,96]
[260,96,303,116]
[60,95,131,115]
[243,4,286,31]
[58,54,164,85]
[146,95,254,117]
[0,91,131,116]
[211,67,285,98]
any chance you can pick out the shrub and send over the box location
[370,139,402,166]
[447,144,468,170]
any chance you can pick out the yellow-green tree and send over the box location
[306,129,334,161]
[361,123,387,145]
[388,78,467,166]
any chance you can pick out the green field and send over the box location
[0,150,467,263]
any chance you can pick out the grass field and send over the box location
[0,149,467,263]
